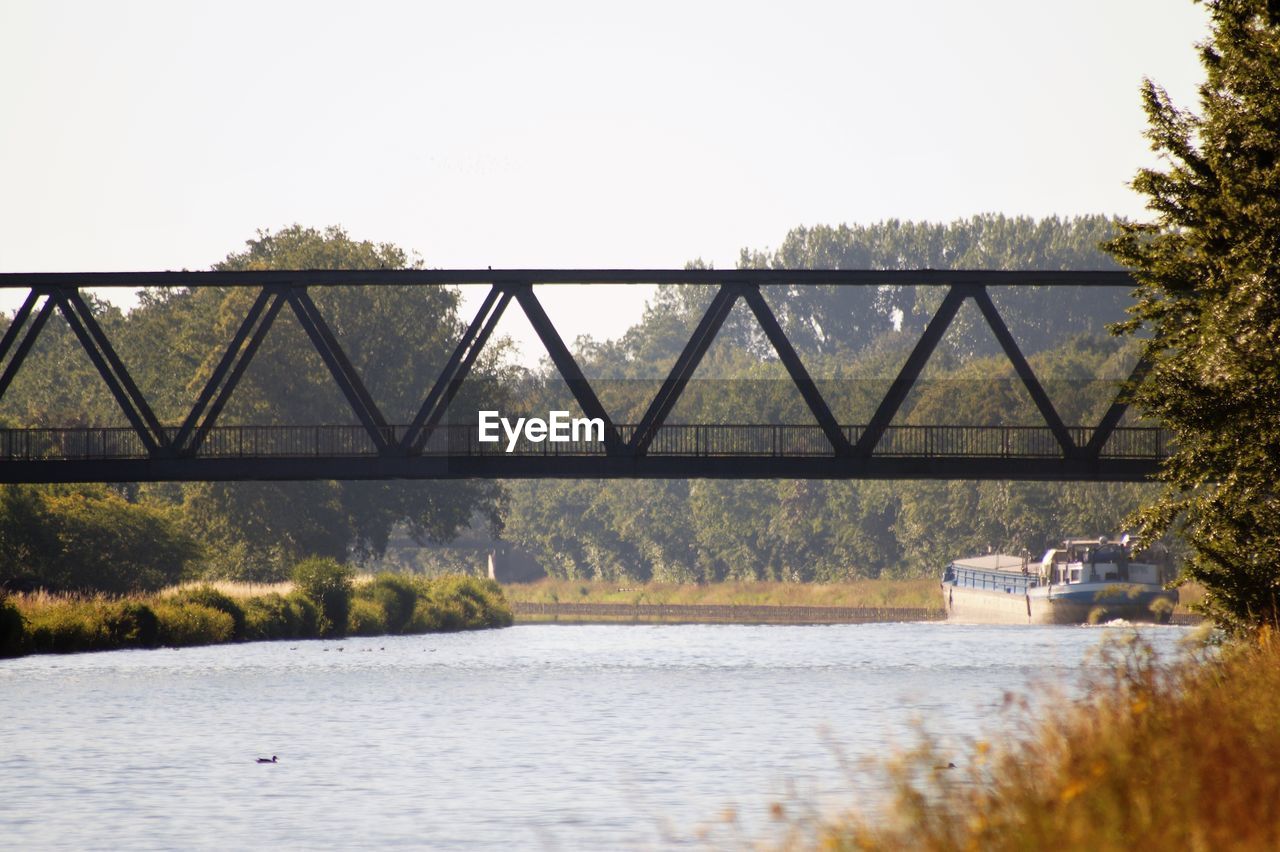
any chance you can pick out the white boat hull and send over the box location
[942,581,1177,625]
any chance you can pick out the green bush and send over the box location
[407,575,513,633]
[0,595,27,657]
[286,591,322,639]
[347,597,389,636]
[2,571,510,659]
[171,586,246,640]
[152,601,234,646]
[24,600,111,653]
[243,593,295,641]
[407,596,447,633]
[101,601,160,647]
[358,573,419,633]
[0,487,200,595]
[291,557,353,637]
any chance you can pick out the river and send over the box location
[0,622,1195,849]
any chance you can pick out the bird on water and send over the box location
[257,755,279,764]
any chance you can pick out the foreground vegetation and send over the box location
[788,627,1279,850]
[0,564,511,658]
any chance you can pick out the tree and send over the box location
[737,215,1127,360]
[131,225,509,579]
[1105,0,1280,631]
[0,484,199,594]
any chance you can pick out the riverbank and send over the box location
[504,578,943,610]
[790,626,1280,850]
[0,573,512,658]
[504,578,1203,624]
[513,601,943,624]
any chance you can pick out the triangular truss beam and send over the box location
[0,274,1154,472]
[854,283,1098,459]
[628,282,851,456]
[0,287,168,454]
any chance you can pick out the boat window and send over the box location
[1095,544,1125,564]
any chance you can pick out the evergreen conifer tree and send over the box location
[1107,0,1280,631]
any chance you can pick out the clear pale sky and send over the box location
[0,0,1209,359]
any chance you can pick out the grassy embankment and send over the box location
[0,573,512,658]
[505,578,1204,621]
[504,578,943,609]
[775,626,1280,850]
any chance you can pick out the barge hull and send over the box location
[942,583,1175,625]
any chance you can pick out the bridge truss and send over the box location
[0,269,1161,483]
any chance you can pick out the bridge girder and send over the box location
[0,269,1161,483]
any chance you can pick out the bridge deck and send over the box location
[0,423,1167,482]
[0,269,1162,483]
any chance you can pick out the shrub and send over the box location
[172,586,246,640]
[101,601,159,647]
[358,573,419,633]
[286,591,322,639]
[407,575,513,632]
[241,592,325,641]
[409,595,462,632]
[152,601,234,646]
[347,597,388,636]
[24,600,111,653]
[243,593,295,641]
[0,595,26,657]
[1,570,510,658]
[21,488,200,594]
[291,557,353,637]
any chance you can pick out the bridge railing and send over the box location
[196,424,387,457]
[0,423,1171,461]
[0,427,151,460]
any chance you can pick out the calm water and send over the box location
[0,622,1194,849]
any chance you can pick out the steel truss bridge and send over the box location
[0,269,1163,483]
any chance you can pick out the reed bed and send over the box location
[779,626,1280,851]
[163,579,295,599]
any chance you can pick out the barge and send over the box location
[941,537,1178,625]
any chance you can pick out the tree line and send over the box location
[0,216,1165,592]
[502,214,1161,581]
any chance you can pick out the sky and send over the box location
[0,0,1210,361]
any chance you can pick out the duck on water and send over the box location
[941,536,1178,625]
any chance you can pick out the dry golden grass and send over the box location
[502,578,943,610]
[786,626,1280,851]
[162,579,294,599]
[160,573,390,600]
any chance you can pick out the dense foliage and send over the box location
[0,226,509,586]
[0,215,1172,591]
[503,215,1164,581]
[0,484,198,593]
[1105,0,1280,631]
[291,556,354,637]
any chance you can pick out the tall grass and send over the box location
[793,628,1280,850]
[503,578,945,610]
[2,572,512,658]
